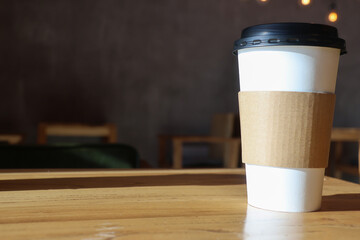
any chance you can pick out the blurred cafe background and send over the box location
[0,0,359,183]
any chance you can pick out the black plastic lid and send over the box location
[233,23,346,55]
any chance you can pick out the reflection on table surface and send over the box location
[244,205,304,240]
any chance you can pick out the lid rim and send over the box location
[233,44,346,55]
[233,23,346,55]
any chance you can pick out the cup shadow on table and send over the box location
[0,173,246,191]
[320,193,360,211]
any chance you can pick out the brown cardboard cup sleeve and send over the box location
[239,91,335,168]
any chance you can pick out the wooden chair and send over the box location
[158,113,241,169]
[172,136,241,169]
[329,128,360,180]
[37,123,117,144]
[0,134,24,144]
[209,113,238,160]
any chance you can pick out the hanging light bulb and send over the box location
[256,0,269,5]
[328,3,338,23]
[328,11,338,22]
[301,0,311,6]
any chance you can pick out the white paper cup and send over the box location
[234,23,346,212]
[238,45,340,93]
[245,164,325,212]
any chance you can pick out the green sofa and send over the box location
[0,144,139,168]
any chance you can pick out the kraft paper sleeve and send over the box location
[239,91,336,168]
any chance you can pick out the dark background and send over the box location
[1,0,359,167]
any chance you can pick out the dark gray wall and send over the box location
[1,0,359,166]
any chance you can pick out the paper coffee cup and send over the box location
[233,23,346,212]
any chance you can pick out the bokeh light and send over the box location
[301,0,311,6]
[328,11,338,22]
[256,0,269,4]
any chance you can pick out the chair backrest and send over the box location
[209,113,236,159]
[330,128,360,177]
[210,113,236,138]
[0,134,24,144]
[37,123,117,144]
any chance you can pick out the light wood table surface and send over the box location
[0,168,360,239]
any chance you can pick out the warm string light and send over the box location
[255,0,340,23]
[256,0,269,5]
[328,2,338,23]
[328,11,338,22]
[301,0,311,6]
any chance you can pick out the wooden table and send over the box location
[1,169,360,239]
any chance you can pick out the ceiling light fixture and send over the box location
[328,2,338,23]
[301,0,311,6]
[256,0,269,5]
